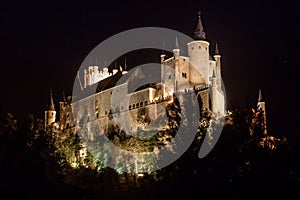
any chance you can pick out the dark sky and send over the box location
[0,0,299,142]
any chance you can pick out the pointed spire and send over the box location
[48,90,55,111]
[175,37,179,49]
[194,11,206,40]
[258,89,263,102]
[214,43,220,55]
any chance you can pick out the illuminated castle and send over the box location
[45,13,226,134]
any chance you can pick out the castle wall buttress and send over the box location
[197,89,209,111]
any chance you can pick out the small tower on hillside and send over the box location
[45,90,56,130]
[257,89,267,134]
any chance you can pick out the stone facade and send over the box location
[45,13,226,133]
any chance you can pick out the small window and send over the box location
[136,103,139,108]
[145,101,148,105]
[140,102,143,107]
[105,111,107,115]
[198,46,201,49]
[129,105,131,110]
[169,75,171,79]
[133,104,135,109]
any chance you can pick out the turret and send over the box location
[88,66,93,85]
[45,90,56,129]
[173,37,180,93]
[257,89,267,134]
[93,65,99,83]
[211,68,217,113]
[84,69,87,88]
[213,43,222,88]
[59,92,67,119]
[173,37,180,59]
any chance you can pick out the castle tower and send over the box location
[257,89,267,134]
[188,11,210,85]
[59,92,67,125]
[160,53,167,98]
[84,69,87,88]
[173,37,180,93]
[173,37,180,58]
[211,68,218,113]
[45,90,56,129]
[213,43,222,88]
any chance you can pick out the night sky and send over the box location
[0,0,299,144]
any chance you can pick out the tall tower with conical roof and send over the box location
[45,90,56,129]
[211,68,218,113]
[213,43,222,88]
[257,89,267,134]
[188,11,210,85]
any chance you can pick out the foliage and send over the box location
[0,100,298,199]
